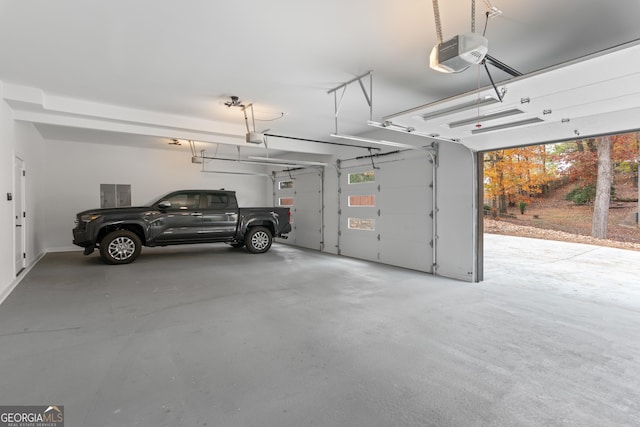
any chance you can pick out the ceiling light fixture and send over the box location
[224,96,243,108]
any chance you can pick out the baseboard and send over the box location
[46,246,82,253]
[0,251,46,306]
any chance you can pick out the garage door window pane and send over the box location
[348,217,375,231]
[348,171,375,184]
[279,197,294,206]
[279,180,294,189]
[348,195,375,207]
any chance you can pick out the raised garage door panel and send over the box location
[436,143,477,282]
[274,169,323,250]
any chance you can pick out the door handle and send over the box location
[15,224,22,227]
[225,212,237,215]
[191,212,203,216]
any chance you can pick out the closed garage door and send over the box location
[274,168,323,250]
[339,151,434,272]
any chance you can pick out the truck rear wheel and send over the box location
[99,230,142,264]
[245,226,272,253]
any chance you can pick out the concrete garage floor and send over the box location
[1,236,640,427]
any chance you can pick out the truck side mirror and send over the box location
[158,201,172,210]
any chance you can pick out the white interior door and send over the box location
[274,169,323,250]
[14,157,26,275]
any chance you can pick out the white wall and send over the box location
[43,140,271,251]
[0,95,14,300]
[0,96,47,303]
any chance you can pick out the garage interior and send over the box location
[2,1,640,425]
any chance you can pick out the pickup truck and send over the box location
[73,189,291,264]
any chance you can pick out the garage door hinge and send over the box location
[377,209,381,216]
[429,210,433,219]
[377,234,381,241]
[23,253,26,259]
[338,209,342,215]
[429,181,434,189]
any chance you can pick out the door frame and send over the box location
[14,156,26,276]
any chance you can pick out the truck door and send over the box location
[150,191,204,243]
[200,192,238,239]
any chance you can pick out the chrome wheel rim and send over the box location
[108,236,136,260]
[251,231,270,251]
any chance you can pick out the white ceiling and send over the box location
[1,0,639,156]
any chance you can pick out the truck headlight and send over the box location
[80,214,101,222]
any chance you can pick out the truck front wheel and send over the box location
[99,230,142,264]
[245,226,272,254]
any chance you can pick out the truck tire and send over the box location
[99,230,142,264]
[245,226,272,254]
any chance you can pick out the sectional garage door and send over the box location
[338,151,434,272]
[273,168,323,250]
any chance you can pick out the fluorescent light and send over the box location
[330,133,422,150]
[421,96,500,121]
[247,156,329,167]
[471,117,544,134]
[448,108,524,128]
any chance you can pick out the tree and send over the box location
[592,136,612,238]
[484,146,554,213]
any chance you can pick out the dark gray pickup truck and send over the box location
[73,189,291,264]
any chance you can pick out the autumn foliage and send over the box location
[553,133,639,185]
[484,132,639,214]
[484,145,552,213]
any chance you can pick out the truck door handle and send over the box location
[191,212,203,216]
[225,212,236,215]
